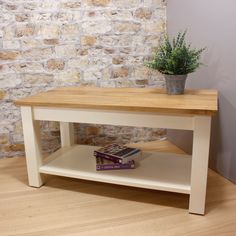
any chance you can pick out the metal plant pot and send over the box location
[164,74,188,95]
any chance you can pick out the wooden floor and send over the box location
[1,142,236,235]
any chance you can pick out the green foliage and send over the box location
[146,31,205,75]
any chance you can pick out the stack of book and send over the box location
[94,143,141,171]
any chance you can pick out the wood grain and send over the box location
[15,87,218,115]
[0,140,235,236]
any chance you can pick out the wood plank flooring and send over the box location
[0,145,236,235]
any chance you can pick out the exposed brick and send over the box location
[0,0,166,157]
[68,57,89,69]
[81,36,97,46]
[0,90,6,100]
[114,0,140,7]
[3,40,20,50]
[104,48,115,54]
[23,74,54,85]
[5,4,17,10]
[23,48,53,60]
[47,59,65,70]
[4,144,25,152]
[112,57,124,65]
[10,62,44,73]
[15,24,36,37]
[40,24,60,39]
[112,67,129,78]
[134,66,150,79]
[0,51,20,60]
[61,24,80,40]
[15,13,30,22]
[87,0,110,6]
[86,126,100,135]
[114,22,141,33]
[21,39,42,49]
[55,45,77,58]
[43,39,59,45]
[55,71,80,82]
[0,133,9,144]
[135,79,149,86]
[62,1,81,8]
[3,25,15,40]
[135,7,152,20]
[77,49,88,56]
[82,21,112,34]
[144,21,165,33]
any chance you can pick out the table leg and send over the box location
[60,122,75,147]
[189,116,211,215]
[21,106,43,187]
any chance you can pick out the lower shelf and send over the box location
[39,145,192,194]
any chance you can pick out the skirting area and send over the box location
[1,141,236,236]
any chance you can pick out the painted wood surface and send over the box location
[20,106,43,187]
[39,145,192,194]
[33,107,194,130]
[189,116,212,214]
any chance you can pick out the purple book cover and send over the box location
[96,156,135,171]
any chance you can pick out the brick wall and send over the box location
[0,0,166,157]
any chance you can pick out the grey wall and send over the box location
[167,0,236,183]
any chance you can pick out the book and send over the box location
[96,156,135,171]
[94,143,141,164]
[94,151,141,164]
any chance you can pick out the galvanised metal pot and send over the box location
[164,74,188,95]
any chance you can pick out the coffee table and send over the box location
[15,87,218,215]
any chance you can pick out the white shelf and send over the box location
[39,145,192,194]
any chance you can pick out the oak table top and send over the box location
[15,87,218,116]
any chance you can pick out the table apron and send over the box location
[32,107,196,130]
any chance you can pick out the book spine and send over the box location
[96,162,135,171]
[94,152,122,163]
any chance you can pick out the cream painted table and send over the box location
[15,87,218,215]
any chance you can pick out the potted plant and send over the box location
[146,31,205,95]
